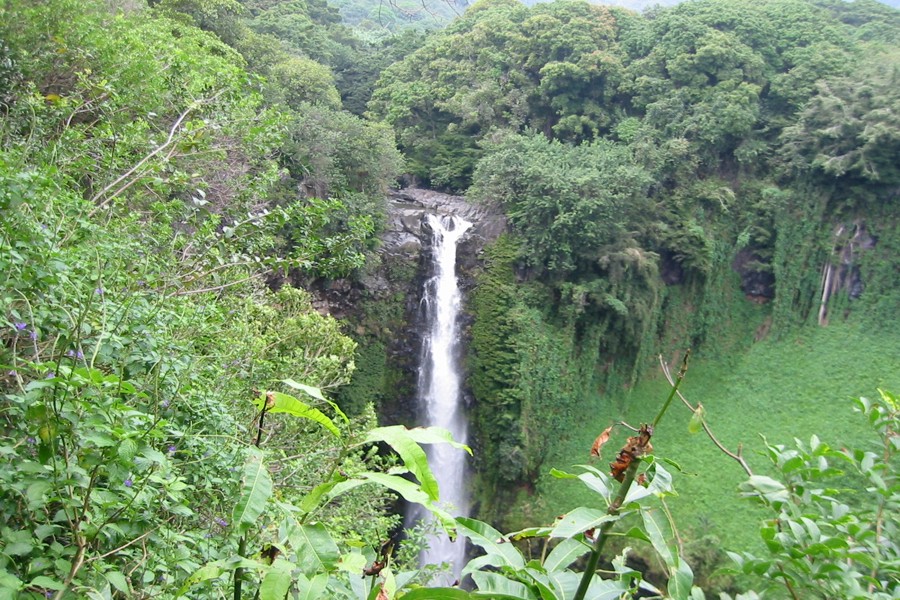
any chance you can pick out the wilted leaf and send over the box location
[590,426,614,458]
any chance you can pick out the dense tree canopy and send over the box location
[1,0,899,597]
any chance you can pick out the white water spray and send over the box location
[413,213,472,580]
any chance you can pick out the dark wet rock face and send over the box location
[732,248,775,300]
[305,189,505,424]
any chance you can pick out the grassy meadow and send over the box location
[515,319,900,558]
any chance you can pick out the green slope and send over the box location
[523,319,900,557]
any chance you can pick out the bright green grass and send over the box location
[518,320,900,555]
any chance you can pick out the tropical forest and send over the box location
[1,0,898,598]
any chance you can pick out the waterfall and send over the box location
[411,213,472,581]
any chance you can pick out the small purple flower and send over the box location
[8,370,17,377]
[45,592,52,599]
[124,478,133,488]
[204,532,213,538]
[45,372,55,379]
[215,517,228,527]
[168,445,176,453]
[13,322,26,331]
[160,399,170,408]
[66,349,84,359]
[137,280,146,287]
[95,287,104,295]
[77,350,84,359]
[27,436,36,444]
[30,330,37,341]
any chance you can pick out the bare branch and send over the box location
[659,355,754,477]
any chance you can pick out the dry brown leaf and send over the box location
[609,424,654,481]
[363,560,385,577]
[375,584,390,600]
[590,425,614,458]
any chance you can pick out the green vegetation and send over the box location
[2,0,900,597]
[529,322,900,549]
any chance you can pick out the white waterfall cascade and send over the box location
[413,213,472,580]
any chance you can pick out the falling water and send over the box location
[412,213,472,580]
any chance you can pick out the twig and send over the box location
[659,355,754,477]
[170,271,268,297]
[87,106,194,216]
[87,528,156,562]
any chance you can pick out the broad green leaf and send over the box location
[641,508,675,567]
[104,571,129,594]
[175,556,268,597]
[456,517,525,571]
[327,472,457,533]
[118,439,138,462]
[4,541,33,556]
[523,567,563,600]
[84,586,112,600]
[622,526,651,543]
[509,526,552,540]
[176,562,226,596]
[550,571,628,600]
[283,378,349,424]
[25,481,52,509]
[549,507,620,539]
[669,560,694,600]
[381,566,397,598]
[543,537,591,572]
[740,476,790,506]
[140,447,168,465]
[336,552,368,575]
[232,447,273,532]
[296,573,328,600]
[623,482,653,505]
[471,572,538,599]
[369,425,470,453]
[299,471,348,514]
[259,559,293,600]
[364,426,440,502]
[282,378,325,401]
[0,569,22,592]
[288,523,340,576]
[400,588,471,599]
[550,468,612,504]
[362,472,457,534]
[254,391,340,438]
[28,576,64,591]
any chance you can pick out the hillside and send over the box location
[1,0,898,598]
